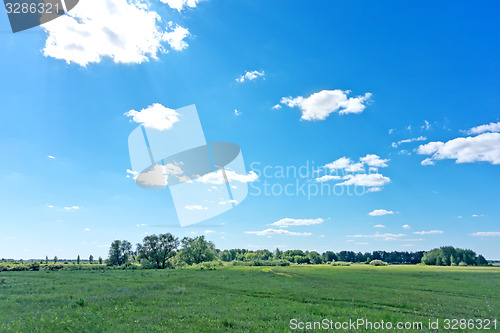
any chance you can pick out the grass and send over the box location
[0,265,499,332]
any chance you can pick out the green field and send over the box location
[1,265,499,332]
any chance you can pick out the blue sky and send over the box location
[0,0,499,260]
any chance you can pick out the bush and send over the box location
[331,261,351,266]
[458,261,467,266]
[370,260,387,266]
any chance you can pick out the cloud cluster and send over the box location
[467,122,500,135]
[279,89,372,121]
[417,132,500,165]
[413,230,443,235]
[197,170,259,185]
[42,0,191,66]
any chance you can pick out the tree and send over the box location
[45,256,49,265]
[89,255,94,264]
[98,256,103,265]
[322,251,337,263]
[108,240,133,266]
[76,255,80,265]
[180,236,216,265]
[308,251,323,264]
[53,256,58,264]
[136,233,179,269]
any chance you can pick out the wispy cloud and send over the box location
[413,230,443,235]
[391,136,427,148]
[63,206,80,212]
[270,218,325,228]
[185,205,208,210]
[470,232,500,237]
[245,229,312,236]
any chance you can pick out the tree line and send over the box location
[0,234,490,271]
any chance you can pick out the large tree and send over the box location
[108,240,132,266]
[136,233,179,269]
[180,236,216,265]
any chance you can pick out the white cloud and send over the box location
[218,199,238,205]
[234,109,241,116]
[467,122,500,135]
[236,70,265,83]
[315,175,341,182]
[126,169,139,180]
[136,223,146,227]
[392,136,427,148]
[279,89,372,121]
[360,154,389,168]
[245,228,312,236]
[324,157,352,170]
[160,0,200,12]
[162,23,190,51]
[346,232,406,240]
[48,155,55,159]
[338,173,390,187]
[356,242,369,245]
[47,204,54,208]
[422,120,431,131]
[272,104,282,110]
[472,214,484,217]
[270,218,325,228]
[366,187,382,192]
[185,205,208,210]
[197,170,258,185]
[373,225,385,228]
[470,232,500,237]
[369,209,394,216]
[417,133,500,165]
[63,206,80,211]
[413,230,444,235]
[42,0,189,66]
[402,224,411,230]
[84,228,91,231]
[125,103,179,131]
[204,230,216,234]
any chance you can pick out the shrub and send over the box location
[458,261,467,266]
[370,260,387,266]
[331,261,351,266]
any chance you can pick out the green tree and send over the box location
[45,256,49,265]
[136,233,179,269]
[180,236,216,265]
[108,240,133,266]
[89,255,94,264]
[76,255,80,265]
[53,256,58,264]
[308,251,323,264]
[98,256,103,264]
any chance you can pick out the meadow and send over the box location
[0,265,499,332]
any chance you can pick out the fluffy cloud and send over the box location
[470,232,500,237]
[391,136,427,148]
[160,0,200,12]
[270,218,325,228]
[467,122,500,135]
[369,209,393,216]
[125,103,179,131]
[236,70,265,83]
[402,224,411,230]
[417,133,500,165]
[163,23,190,51]
[279,89,372,121]
[42,0,190,66]
[245,229,312,236]
[324,157,352,170]
[185,205,208,210]
[197,170,258,185]
[338,173,390,187]
[218,199,238,205]
[48,155,55,159]
[413,230,444,235]
[360,154,389,168]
